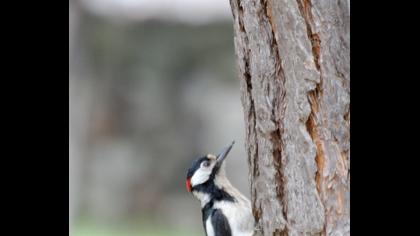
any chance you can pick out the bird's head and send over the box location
[186,141,235,193]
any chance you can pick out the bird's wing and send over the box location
[211,209,232,236]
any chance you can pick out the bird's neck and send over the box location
[193,175,236,208]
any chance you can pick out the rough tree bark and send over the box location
[228,0,349,235]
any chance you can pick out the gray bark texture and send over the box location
[228,0,349,235]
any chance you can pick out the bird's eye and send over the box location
[202,160,210,168]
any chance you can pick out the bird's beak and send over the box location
[216,141,235,164]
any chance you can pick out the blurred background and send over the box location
[69,0,249,235]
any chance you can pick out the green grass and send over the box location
[73,220,200,236]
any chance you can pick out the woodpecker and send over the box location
[186,141,254,236]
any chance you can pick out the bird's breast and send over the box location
[205,216,215,236]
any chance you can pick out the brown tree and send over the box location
[228,0,349,235]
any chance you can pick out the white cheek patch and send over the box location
[190,167,212,186]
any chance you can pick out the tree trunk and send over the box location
[228,0,349,235]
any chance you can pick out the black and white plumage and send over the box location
[186,141,254,236]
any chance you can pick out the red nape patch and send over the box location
[186,178,192,192]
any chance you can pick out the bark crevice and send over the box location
[261,1,289,234]
[234,0,262,229]
[296,0,325,198]
[296,0,321,71]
